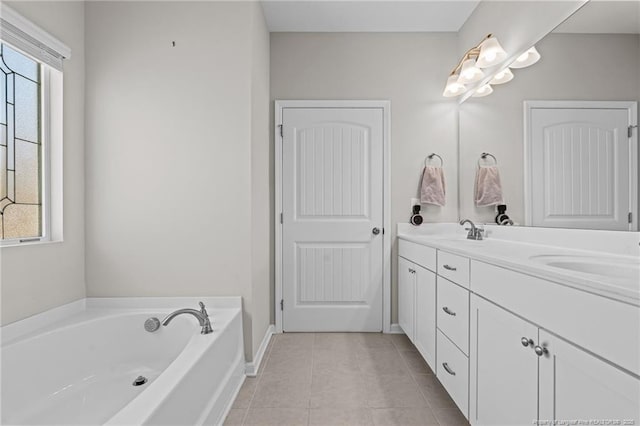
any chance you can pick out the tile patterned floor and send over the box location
[224,333,470,426]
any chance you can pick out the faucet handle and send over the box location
[199,301,209,317]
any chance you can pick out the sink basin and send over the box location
[529,254,640,281]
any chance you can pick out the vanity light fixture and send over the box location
[443,74,467,97]
[443,34,542,99]
[476,36,508,68]
[490,68,514,85]
[457,58,485,84]
[510,46,541,69]
[472,84,493,97]
[442,34,507,98]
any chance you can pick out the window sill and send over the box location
[0,238,63,249]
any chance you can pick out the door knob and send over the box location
[372,227,381,235]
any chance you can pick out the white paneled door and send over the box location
[526,102,638,230]
[281,106,384,332]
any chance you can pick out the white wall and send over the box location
[0,1,85,325]
[270,33,459,323]
[85,1,270,361]
[459,33,640,225]
[249,2,272,356]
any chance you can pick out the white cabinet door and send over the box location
[470,295,538,426]
[398,257,415,342]
[414,265,436,369]
[539,330,640,424]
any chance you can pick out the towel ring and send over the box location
[478,152,497,167]
[425,153,443,167]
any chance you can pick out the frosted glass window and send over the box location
[0,43,41,240]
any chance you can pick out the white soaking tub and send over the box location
[0,297,245,426]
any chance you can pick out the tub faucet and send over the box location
[161,301,213,334]
[460,219,484,240]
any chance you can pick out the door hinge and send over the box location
[629,212,633,224]
[629,125,638,138]
[279,124,283,137]
[280,299,284,311]
[280,212,283,224]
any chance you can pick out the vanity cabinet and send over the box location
[538,330,640,423]
[415,266,437,367]
[398,256,415,341]
[397,236,640,426]
[435,251,471,418]
[470,293,640,425]
[398,240,437,368]
[469,295,540,426]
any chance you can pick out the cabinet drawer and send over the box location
[437,330,469,418]
[437,277,469,355]
[438,251,470,288]
[399,239,437,272]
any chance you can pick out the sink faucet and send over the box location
[460,219,484,240]
[162,301,213,334]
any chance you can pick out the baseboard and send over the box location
[244,324,274,377]
[388,323,404,334]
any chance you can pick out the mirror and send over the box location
[458,1,640,231]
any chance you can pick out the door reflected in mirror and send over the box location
[458,1,640,231]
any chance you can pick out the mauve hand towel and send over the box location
[475,165,504,207]
[420,166,446,207]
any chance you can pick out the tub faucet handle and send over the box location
[199,301,209,317]
[199,302,213,335]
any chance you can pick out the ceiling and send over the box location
[260,1,480,32]
[553,0,640,34]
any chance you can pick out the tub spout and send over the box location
[161,302,213,334]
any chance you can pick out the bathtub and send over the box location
[0,297,245,425]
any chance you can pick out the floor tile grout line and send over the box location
[307,334,316,425]
[395,336,443,426]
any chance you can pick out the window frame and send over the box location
[0,46,55,246]
[0,4,69,247]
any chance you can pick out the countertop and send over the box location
[397,225,640,307]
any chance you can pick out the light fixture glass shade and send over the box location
[476,37,507,68]
[490,67,514,85]
[443,74,467,97]
[472,84,493,98]
[510,46,540,69]
[457,59,484,84]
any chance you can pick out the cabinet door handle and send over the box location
[521,337,533,347]
[442,362,456,376]
[442,306,456,316]
[443,264,457,271]
[408,268,416,274]
[534,345,549,357]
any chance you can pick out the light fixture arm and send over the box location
[449,34,493,76]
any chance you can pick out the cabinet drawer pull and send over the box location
[442,362,456,376]
[443,264,457,271]
[442,306,456,316]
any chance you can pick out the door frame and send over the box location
[274,100,391,334]
[523,100,638,230]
